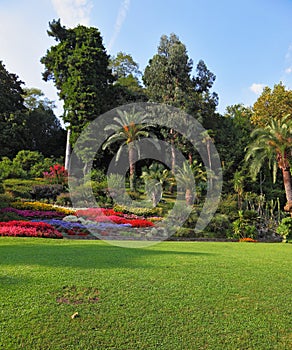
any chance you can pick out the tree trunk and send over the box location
[206,138,213,190]
[185,188,194,206]
[282,167,292,216]
[188,153,193,165]
[65,128,71,173]
[170,129,176,174]
[171,139,176,174]
[128,144,136,191]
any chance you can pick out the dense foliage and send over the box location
[0,20,291,241]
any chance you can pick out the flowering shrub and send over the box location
[1,207,65,219]
[43,164,68,185]
[0,221,63,239]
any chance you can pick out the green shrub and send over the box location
[13,150,44,172]
[55,193,72,207]
[0,157,27,179]
[204,214,232,238]
[113,204,163,217]
[30,184,63,202]
[127,191,142,200]
[0,211,25,222]
[230,210,257,239]
[0,193,14,209]
[171,227,198,238]
[276,217,292,243]
[30,158,56,178]
[3,179,49,200]
[90,168,107,182]
[4,179,33,199]
[182,209,199,229]
[0,180,4,194]
[217,193,238,221]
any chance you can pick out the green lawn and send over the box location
[0,238,291,350]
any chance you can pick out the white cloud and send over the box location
[108,0,131,52]
[51,0,93,27]
[249,83,265,95]
[285,66,292,74]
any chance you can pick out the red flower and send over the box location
[0,221,63,239]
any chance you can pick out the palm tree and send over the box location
[102,109,157,191]
[175,160,206,206]
[141,162,171,207]
[233,170,245,210]
[245,114,292,215]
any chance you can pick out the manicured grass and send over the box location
[0,238,291,349]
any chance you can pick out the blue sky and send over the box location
[1,0,292,117]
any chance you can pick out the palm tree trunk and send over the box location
[128,144,136,191]
[282,168,292,215]
[206,138,213,191]
[185,188,194,206]
[171,139,176,174]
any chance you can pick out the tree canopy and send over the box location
[252,82,292,127]
[0,61,25,115]
[41,19,114,142]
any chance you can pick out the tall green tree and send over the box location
[143,34,218,172]
[110,52,147,104]
[41,19,114,168]
[252,82,292,127]
[189,60,219,129]
[0,61,27,158]
[143,34,193,173]
[245,114,292,214]
[110,51,141,80]
[0,61,24,114]
[143,33,193,107]
[22,88,66,158]
[216,104,253,192]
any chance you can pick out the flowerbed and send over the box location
[11,201,75,215]
[0,207,65,219]
[31,218,132,238]
[0,221,63,239]
[0,204,156,239]
[76,208,154,228]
